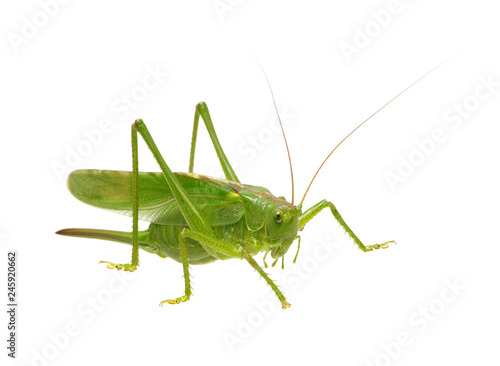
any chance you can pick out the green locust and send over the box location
[57,64,443,309]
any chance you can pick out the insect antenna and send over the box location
[299,57,454,207]
[255,58,295,206]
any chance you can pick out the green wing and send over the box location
[67,170,245,226]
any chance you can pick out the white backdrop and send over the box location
[2,1,500,365]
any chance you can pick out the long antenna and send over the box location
[300,57,454,206]
[255,58,295,205]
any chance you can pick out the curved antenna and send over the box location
[255,58,295,205]
[300,57,454,206]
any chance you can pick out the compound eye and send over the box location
[273,209,283,223]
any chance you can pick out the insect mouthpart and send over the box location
[270,244,281,259]
[269,239,294,259]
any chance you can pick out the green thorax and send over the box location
[145,175,301,263]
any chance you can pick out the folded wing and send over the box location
[67,170,245,226]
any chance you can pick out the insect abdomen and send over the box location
[147,224,218,265]
[147,216,264,264]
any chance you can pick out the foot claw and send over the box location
[99,261,138,272]
[363,240,396,252]
[281,301,291,309]
[159,295,190,306]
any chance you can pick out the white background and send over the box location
[1,1,500,365]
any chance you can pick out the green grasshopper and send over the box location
[57,63,444,309]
